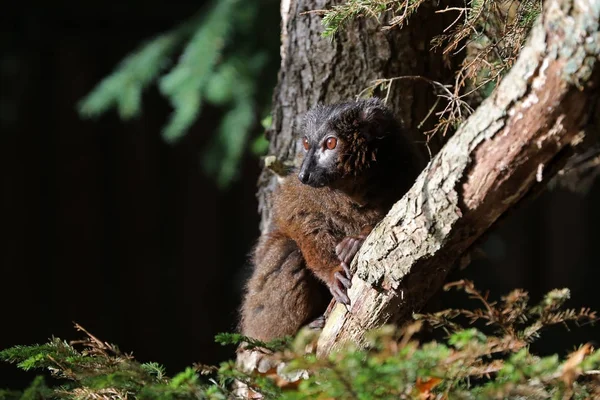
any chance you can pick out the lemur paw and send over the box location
[335,235,366,265]
[329,262,352,305]
[307,315,326,330]
[329,235,366,306]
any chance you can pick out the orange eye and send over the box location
[302,137,310,150]
[326,137,337,150]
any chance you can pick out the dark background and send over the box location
[2,1,599,388]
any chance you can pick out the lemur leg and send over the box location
[240,231,328,341]
[330,232,370,305]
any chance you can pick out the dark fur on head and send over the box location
[298,98,406,193]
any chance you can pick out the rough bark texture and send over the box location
[316,0,600,355]
[257,0,458,233]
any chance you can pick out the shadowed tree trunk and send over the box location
[256,0,600,357]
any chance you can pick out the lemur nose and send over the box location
[298,171,310,184]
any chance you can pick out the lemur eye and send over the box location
[302,137,310,150]
[325,137,337,150]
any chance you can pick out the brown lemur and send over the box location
[240,98,423,341]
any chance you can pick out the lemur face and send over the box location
[298,130,340,187]
[297,98,396,188]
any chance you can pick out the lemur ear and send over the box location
[356,99,395,140]
[359,105,387,123]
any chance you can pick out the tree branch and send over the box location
[317,0,600,355]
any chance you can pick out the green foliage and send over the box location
[321,0,393,38]
[0,376,50,400]
[248,116,272,156]
[78,25,193,121]
[321,0,427,38]
[78,0,279,187]
[2,283,599,399]
[17,377,51,400]
[202,96,256,187]
[0,389,20,400]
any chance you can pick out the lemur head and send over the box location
[297,98,400,188]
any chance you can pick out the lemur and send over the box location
[240,98,423,341]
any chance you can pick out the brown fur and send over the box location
[273,178,383,288]
[239,179,385,341]
[239,230,329,340]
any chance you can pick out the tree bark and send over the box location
[316,0,600,355]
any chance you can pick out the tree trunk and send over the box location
[257,0,458,233]
[257,0,600,357]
